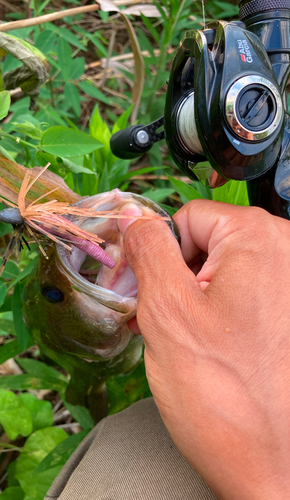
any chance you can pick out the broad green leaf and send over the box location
[63,401,94,430]
[19,393,53,431]
[0,486,24,500]
[13,283,32,350]
[0,91,11,121]
[64,82,81,117]
[57,38,72,82]
[0,389,32,440]
[78,80,111,105]
[34,430,89,474]
[41,126,103,158]
[167,174,203,204]
[15,427,67,500]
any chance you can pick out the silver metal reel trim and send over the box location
[225,75,283,141]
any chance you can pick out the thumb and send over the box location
[118,214,205,347]
[118,214,190,288]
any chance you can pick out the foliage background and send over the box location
[0,1,254,498]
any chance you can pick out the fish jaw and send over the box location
[22,190,179,363]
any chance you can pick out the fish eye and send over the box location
[41,286,64,303]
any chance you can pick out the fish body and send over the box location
[22,189,179,421]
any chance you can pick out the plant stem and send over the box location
[0,130,38,149]
[0,4,100,32]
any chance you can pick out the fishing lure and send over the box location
[0,163,159,277]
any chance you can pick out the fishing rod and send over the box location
[110,0,290,219]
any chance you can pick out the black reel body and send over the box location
[110,0,290,219]
[166,21,284,182]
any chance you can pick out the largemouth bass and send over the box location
[22,189,179,422]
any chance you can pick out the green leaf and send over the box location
[98,163,110,193]
[213,180,249,206]
[87,33,108,57]
[6,256,38,292]
[0,145,15,163]
[0,319,15,335]
[0,282,6,306]
[0,486,24,500]
[160,203,178,216]
[0,91,11,121]
[19,393,53,431]
[57,38,72,82]
[64,82,81,117]
[167,174,203,204]
[78,81,111,105]
[41,126,103,158]
[107,360,151,415]
[34,430,89,474]
[111,166,164,189]
[59,156,96,175]
[35,29,56,54]
[13,282,32,350]
[58,26,86,51]
[112,105,134,134]
[69,57,85,80]
[0,374,67,392]
[0,339,26,364]
[140,13,160,44]
[1,261,19,280]
[0,389,32,440]
[15,427,67,500]
[16,358,68,384]
[142,188,175,204]
[63,401,94,430]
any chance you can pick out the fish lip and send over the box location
[62,334,123,358]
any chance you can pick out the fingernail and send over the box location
[117,203,143,235]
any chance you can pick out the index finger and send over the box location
[173,199,251,264]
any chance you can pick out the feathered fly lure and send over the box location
[0,164,162,277]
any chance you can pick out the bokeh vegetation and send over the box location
[0,1,250,498]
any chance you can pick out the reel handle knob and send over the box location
[110,125,152,160]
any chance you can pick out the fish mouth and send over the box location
[56,234,137,316]
[56,190,178,315]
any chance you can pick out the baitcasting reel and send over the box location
[110,0,290,219]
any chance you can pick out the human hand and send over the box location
[118,200,290,499]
